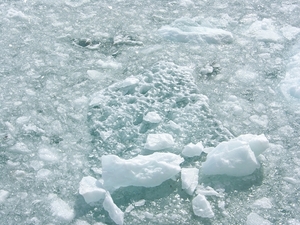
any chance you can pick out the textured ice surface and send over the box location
[181,168,199,195]
[202,134,269,176]
[0,190,9,204]
[102,152,183,191]
[88,61,232,158]
[192,194,214,218]
[49,194,75,222]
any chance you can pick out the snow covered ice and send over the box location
[1,0,300,224]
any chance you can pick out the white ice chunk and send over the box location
[181,168,199,195]
[192,194,214,218]
[247,18,282,42]
[143,112,162,123]
[202,134,269,176]
[102,152,183,191]
[144,133,175,151]
[38,148,58,162]
[246,212,272,225]
[252,197,272,209]
[159,17,233,44]
[79,176,106,204]
[49,194,75,222]
[182,142,203,157]
[87,70,104,81]
[0,190,9,204]
[96,58,122,69]
[103,192,124,225]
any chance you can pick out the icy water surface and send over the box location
[1,0,300,224]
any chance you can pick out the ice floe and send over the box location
[144,133,175,151]
[103,192,124,225]
[79,176,106,204]
[182,142,203,157]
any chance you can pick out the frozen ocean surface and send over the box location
[1,0,300,224]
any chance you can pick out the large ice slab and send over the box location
[192,194,214,218]
[79,176,106,204]
[144,133,175,151]
[103,192,124,225]
[102,152,184,191]
[158,17,233,44]
[202,134,269,176]
[181,168,199,195]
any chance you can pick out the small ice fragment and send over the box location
[102,152,183,191]
[112,76,139,89]
[144,133,175,151]
[246,212,272,225]
[196,185,221,197]
[49,195,75,222]
[236,134,269,156]
[103,192,124,225]
[181,168,199,195]
[36,169,52,180]
[143,112,162,123]
[0,190,9,204]
[252,197,272,209]
[182,142,203,157]
[134,199,146,207]
[79,176,106,204]
[10,142,31,154]
[192,194,214,218]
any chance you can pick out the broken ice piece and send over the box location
[182,142,203,157]
[192,194,214,218]
[143,112,162,123]
[181,168,199,195]
[103,192,124,225]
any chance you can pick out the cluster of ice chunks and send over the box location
[88,61,232,158]
[79,132,269,224]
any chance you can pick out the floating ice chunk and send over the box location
[181,168,199,195]
[87,70,103,80]
[182,142,203,157]
[36,169,52,180]
[159,18,233,44]
[79,176,106,204]
[103,192,124,225]
[38,148,58,162]
[49,194,75,222]
[202,134,269,176]
[96,58,122,69]
[112,76,139,89]
[246,212,272,225]
[249,115,269,128]
[252,197,272,209]
[0,190,9,204]
[192,194,214,218]
[144,133,175,151]
[143,112,162,123]
[102,152,183,191]
[247,18,282,42]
